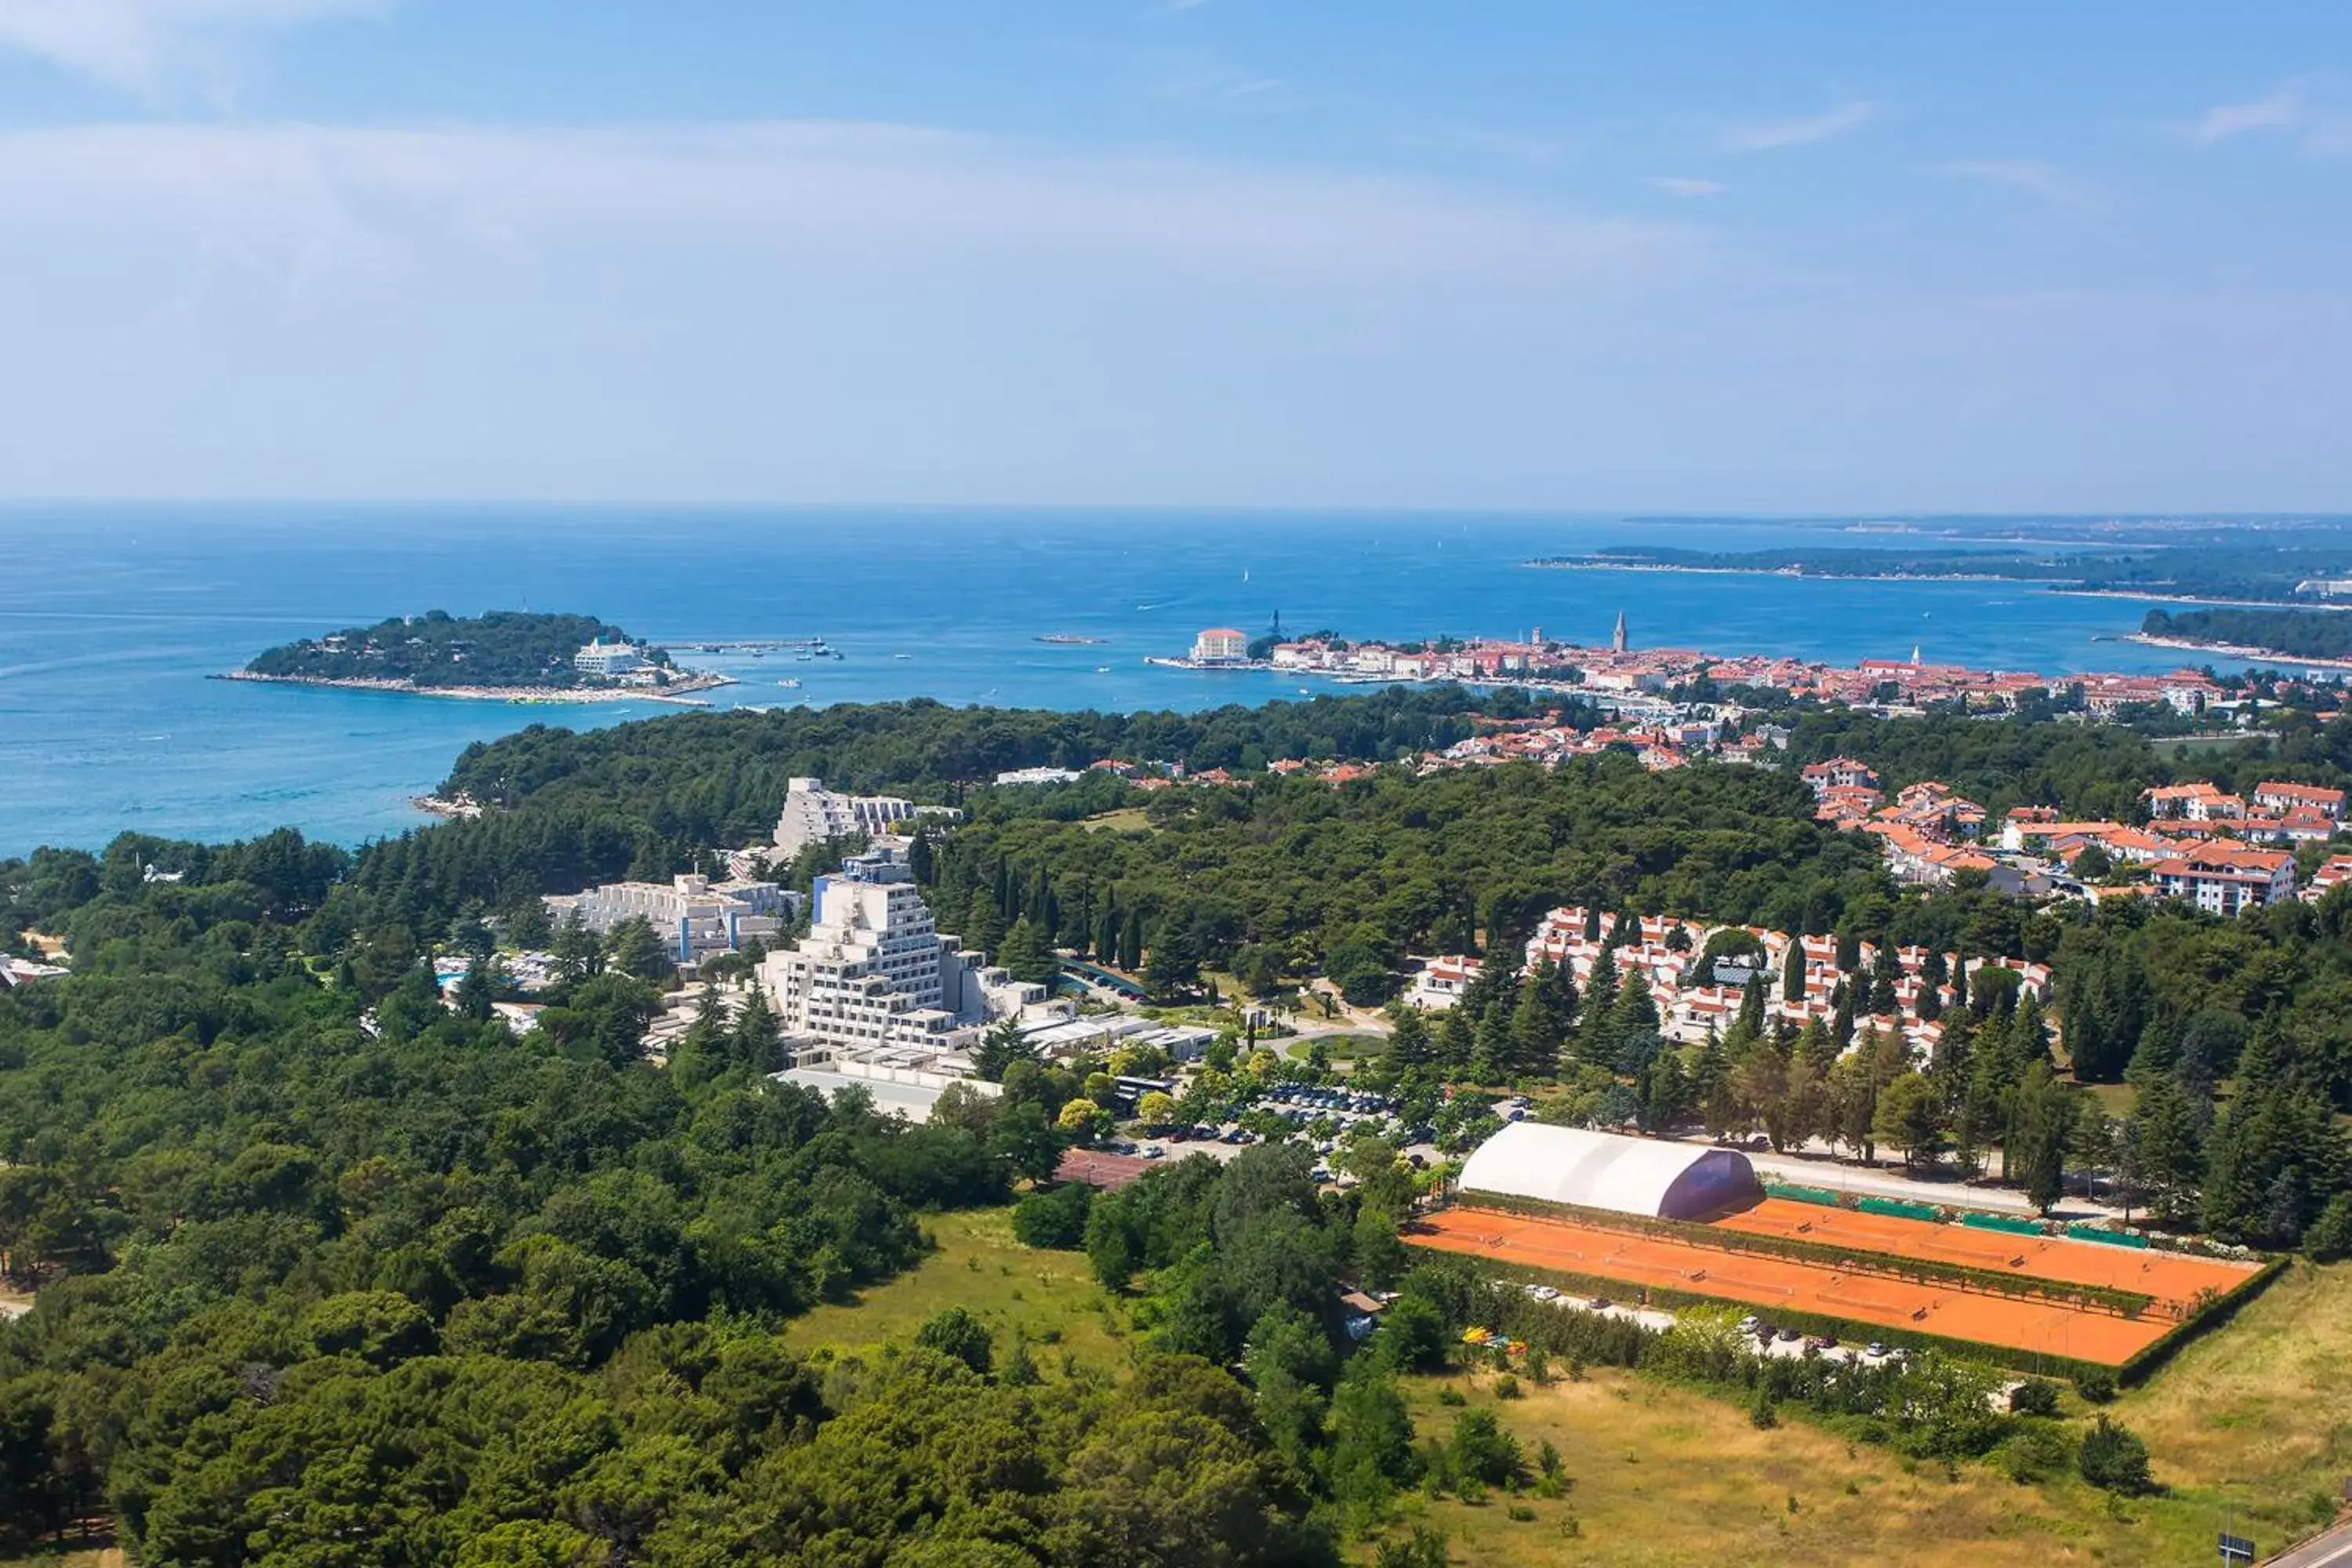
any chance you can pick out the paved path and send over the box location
[1733,1146,2120,1221]
[2268,1519,2352,1567]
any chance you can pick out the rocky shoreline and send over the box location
[213,670,735,704]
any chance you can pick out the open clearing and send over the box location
[786,1206,1126,1367]
[1411,1207,2172,1364]
[1375,1258,2352,1566]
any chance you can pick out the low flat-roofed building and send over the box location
[545,874,798,964]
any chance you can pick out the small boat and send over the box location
[777,678,801,688]
[1096,666,1111,673]
[894,653,913,660]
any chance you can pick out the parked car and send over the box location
[1737,1315,1760,1334]
[1142,1145,1166,1160]
[1587,1296,1613,1311]
[1776,1327,1802,1343]
[1864,1341,1888,1359]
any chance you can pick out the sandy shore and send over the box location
[216,670,734,704]
[2125,634,2352,670]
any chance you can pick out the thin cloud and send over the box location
[1941,158,2078,205]
[2190,79,2352,158]
[2194,86,2305,144]
[0,0,381,96]
[1650,176,1726,198]
[1721,100,1876,153]
[0,120,1708,292]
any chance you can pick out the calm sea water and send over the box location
[0,505,2247,855]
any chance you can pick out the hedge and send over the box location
[1442,1194,2157,1319]
[2112,1252,2292,1386]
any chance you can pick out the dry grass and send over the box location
[2115,1258,2352,1533]
[786,1207,1127,1369]
[1377,1261,2352,1566]
[1382,1370,2178,1567]
[1080,808,1154,833]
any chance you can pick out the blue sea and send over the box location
[0,505,2261,855]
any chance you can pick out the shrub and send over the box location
[2008,1378,2061,1417]
[1507,1504,1537,1523]
[1493,1374,1523,1400]
[1374,1526,1451,1568]
[1011,1182,1093,1250]
[2074,1368,2117,1404]
[2305,1192,2352,1262]
[1998,1423,2073,1485]
[1748,1385,1778,1430]
[2078,1417,2153,1494]
[1448,1409,1523,1489]
[1437,1386,1468,1407]
[913,1307,993,1375]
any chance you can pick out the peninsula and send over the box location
[223,610,731,702]
[2131,608,2352,670]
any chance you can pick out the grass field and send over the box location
[786,1207,1129,1369]
[0,1548,118,1568]
[1377,1258,2352,1566]
[1080,807,1154,833]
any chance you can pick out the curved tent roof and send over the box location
[1457,1121,1759,1221]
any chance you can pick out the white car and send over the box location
[1142,1145,1166,1160]
[1523,1283,1561,1302]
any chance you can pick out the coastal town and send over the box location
[1165,615,2259,719]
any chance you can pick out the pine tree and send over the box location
[2007,1062,2078,1213]
[1642,1050,1690,1134]
[1094,893,1120,964]
[998,916,1060,987]
[2125,1073,2206,1224]
[1387,1003,1433,1073]
[731,988,779,1074]
[1693,1026,1737,1141]
[964,889,1006,958]
[1436,1003,1475,1073]
[1737,974,1767,1035]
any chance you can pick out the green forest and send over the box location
[9,688,2352,1562]
[245,611,670,688]
[2142,608,2352,662]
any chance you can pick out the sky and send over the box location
[0,2,2347,512]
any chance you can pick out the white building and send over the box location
[1191,626,1250,663]
[995,766,1087,786]
[574,638,648,677]
[1457,1122,1761,1221]
[544,874,799,964]
[754,843,1051,1065]
[773,776,960,861]
[2151,844,2298,917]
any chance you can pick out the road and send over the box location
[2268,1519,2352,1567]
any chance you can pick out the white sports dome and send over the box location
[1457,1121,1760,1221]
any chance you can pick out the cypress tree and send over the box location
[1781,942,1805,1004]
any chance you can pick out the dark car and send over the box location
[1776,1327,1802,1343]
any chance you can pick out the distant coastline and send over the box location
[2052,588,2349,610]
[1521,558,2065,586]
[213,670,733,705]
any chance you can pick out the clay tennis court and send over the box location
[1715,1198,2260,1318]
[1412,1207,2173,1365]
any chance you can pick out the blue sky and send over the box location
[0,2,2346,510]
